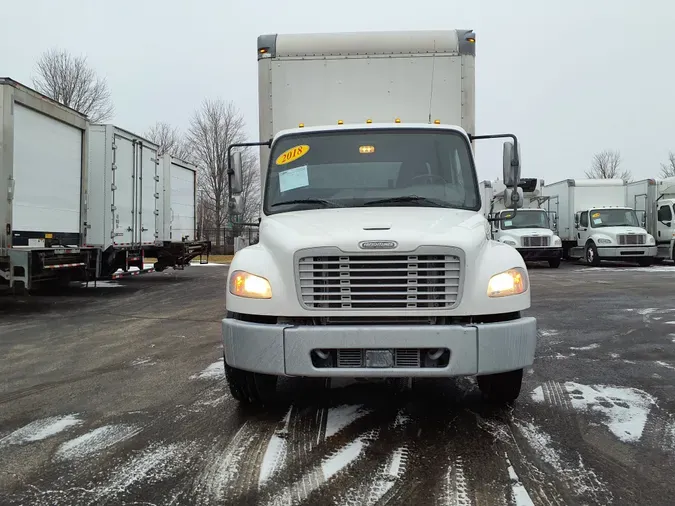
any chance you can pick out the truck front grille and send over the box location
[617,234,646,245]
[296,248,462,310]
[522,236,550,247]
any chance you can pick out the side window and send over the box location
[658,205,673,222]
[580,211,589,227]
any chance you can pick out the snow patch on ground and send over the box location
[131,357,155,366]
[322,431,378,480]
[191,361,224,380]
[325,404,372,439]
[539,328,559,337]
[190,262,228,266]
[581,266,675,273]
[570,343,600,351]
[0,414,82,446]
[505,454,534,506]
[259,407,292,487]
[655,361,675,370]
[55,424,142,461]
[393,409,411,428]
[565,382,657,442]
[530,386,544,403]
[97,442,190,499]
[516,421,610,499]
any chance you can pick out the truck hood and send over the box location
[258,207,489,253]
[497,228,554,239]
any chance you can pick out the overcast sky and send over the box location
[1,0,673,184]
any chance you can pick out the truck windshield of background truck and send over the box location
[588,208,640,228]
[499,210,549,230]
[263,129,479,215]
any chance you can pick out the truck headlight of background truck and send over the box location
[487,268,529,297]
[597,238,612,244]
[229,270,273,299]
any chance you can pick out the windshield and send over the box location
[263,129,479,215]
[590,208,640,228]
[500,210,549,230]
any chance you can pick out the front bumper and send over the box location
[222,316,537,378]
[597,245,657,259]
[516,247,562,261]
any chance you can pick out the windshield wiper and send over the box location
[271,198,342,208]
[362,195,450,208]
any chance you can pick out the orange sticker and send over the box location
[275,144,310,165]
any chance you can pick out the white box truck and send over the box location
[625,177,675,261]
[482,178,563,268]
[222,29,537,407]
[543,178,656,266]
[0,78,98,290]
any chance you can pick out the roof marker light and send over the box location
[434,119,441,124]
[298,123,304,128]
[394,118,401,123]
[338,120,344,125]
[366,119,372,124]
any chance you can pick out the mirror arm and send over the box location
[226,139,272,196]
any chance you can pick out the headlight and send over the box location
[503,240,517,246]
[647,235,655,245]
[487,268,529,298]
[229,270,272,299]
[597,238,612,244]
[553,237,562,246]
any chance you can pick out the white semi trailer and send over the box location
[625,177,675,261]
[543,178,656,266]
[0,78,209,291]
[222,29,537,407]
[483,178,562,268]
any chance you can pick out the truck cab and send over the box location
[222,29,537,407]
[486,178,562,268]
[574,206,656,266]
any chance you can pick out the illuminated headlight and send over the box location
[647,235,655,245]
[487,268,529,298]
[552,237,562,246]
[229,270,272,299]
[597,238,612,244]
[503,240,517,246]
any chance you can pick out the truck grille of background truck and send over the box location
[296,250,462,310]
[617,234,646,245]
[522,236,550,247]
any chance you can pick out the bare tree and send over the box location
[660,151,675,178]
[187,99,258,250]
[32,48,114,122]
[585,150,632,181]
[145,121,192,159]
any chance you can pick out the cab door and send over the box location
[656,203,673,244]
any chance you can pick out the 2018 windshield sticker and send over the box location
[592,212,601,218]
[279,165,309,192]
[276,145,310,165]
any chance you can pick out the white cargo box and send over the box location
[161,154,197,242]
[0,78,88,253]
[86,124,162,249]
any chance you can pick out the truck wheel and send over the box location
[637,258,653,267]
[548,258,561,268]
[585,243,600,266]
[224,358,278,406]
[477,369,523,405]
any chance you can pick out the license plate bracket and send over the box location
[365,349,394,368]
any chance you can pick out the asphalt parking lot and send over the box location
[1,261,674,506]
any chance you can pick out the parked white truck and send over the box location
[625,177,675,261]
[543,178,656,266]
[222,29,537,407]
[482,178,562,268]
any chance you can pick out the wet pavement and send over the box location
[1,262,674,505]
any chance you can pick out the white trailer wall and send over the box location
[87,124,161,249]
[162,154,197,242]
[0,78,88,253]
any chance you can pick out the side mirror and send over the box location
[502,141,521,187]
[228,194,244,216]
[230,151,243,195]
[504,187,523,210]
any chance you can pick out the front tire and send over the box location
[224,358,278,406]
[637,258,653,267]
[477,369,523,405]
[548,258,561,268]
[585,242,601,266]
